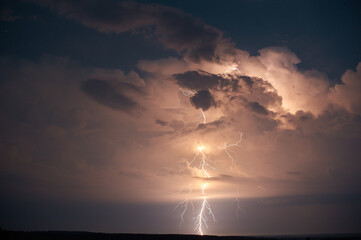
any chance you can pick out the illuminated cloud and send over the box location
[1,0,361,235]
[330,62,361,115]
[13,0,358,204]
[236,47,331,115]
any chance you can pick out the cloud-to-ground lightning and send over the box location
[191,146,216,235]
[175,185,195,228]
[176,145,216,235]
[194,183,216,235]
[176,73,246,235]
[235,188,246,218]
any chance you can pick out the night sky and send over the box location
[1,0,361,236]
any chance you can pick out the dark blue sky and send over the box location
[1,0,360,81]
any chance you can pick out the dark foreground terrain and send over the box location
[1,231,360,240]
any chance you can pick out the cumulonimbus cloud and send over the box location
[32,0,361,118]
[18,0,361,203]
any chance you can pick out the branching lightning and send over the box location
[192,146,216,235]
[219,134,248,218]
[175,185,195,228]
[220,133,243,166]
[194,183,216,235]
[190,146,214,178]
[179,88,207,124]
[175,69,247,235]
[235,188,245,218]
[176,146,216,235]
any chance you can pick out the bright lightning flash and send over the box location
[176,71,246,235]
[191,146,216,235]
[195,183,216,235]
[190,145,214,178]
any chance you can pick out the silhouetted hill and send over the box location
[1,231,360,240]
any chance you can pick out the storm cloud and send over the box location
[81,78,142,114]
[1,0,361,236]
[32,0,234,62]
[189,90,216,111]
[174,70,224,90]
[246,101,269,116]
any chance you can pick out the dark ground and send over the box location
[1,231,361,240]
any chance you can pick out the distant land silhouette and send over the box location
[1,231,361,240]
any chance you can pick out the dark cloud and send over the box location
[174,70,223,90]
[189,90,215,111]
[193,174,250,183]
[196,118,225,131]
[32,0,233,62]
[155,119,167,126]
[216,74,283,115]
[239,76,254,88]
[81,78,142,114]
[287,171,303,176]
[295,111,314,122]
[283,105,361,136]
[246,101,269,116]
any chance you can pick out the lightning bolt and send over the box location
[220,133,243,166]
[222,67,242,77]
[190,146,216,235]
[200,110,206,124]
[235,188,245,218]
[179,88,196,96]
[175,185,195,228]
[179,88,207,124]
[190,146,214,178]
[176,136,245,234]
[176,146,216,235]
[175,70,248,235]
[220,134,250,218]
[195,183,216,236]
